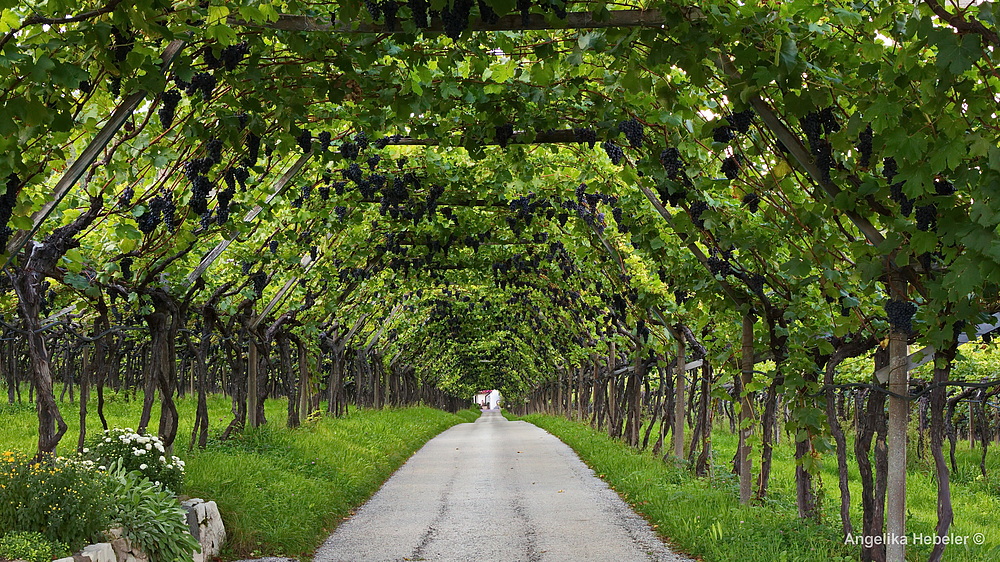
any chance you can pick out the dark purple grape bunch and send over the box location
[296,130,312,153]
[721,156,740,180]
[573,128,597,149]
[883,158,913,217]
[742,192,760,213]
[617,118,644,148]
[856,124,873,168]
[158,90,182,129]
[602,141,624,165]
[726,109,755,134]
[186,72,216,101]
[689,200,709,229]
[495,123,515,149]
[119,256,134,281]
[659,147,683,179]
[441,0,474,40]
[884,299,917,334]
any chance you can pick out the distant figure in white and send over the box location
[473,389,501,410]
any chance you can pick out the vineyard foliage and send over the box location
[3,0,1000,546]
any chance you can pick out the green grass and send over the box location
[0,385,479,560]
[522,414,1000,562]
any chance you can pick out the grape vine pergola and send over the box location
[3,1,1000,561]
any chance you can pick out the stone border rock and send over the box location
[51,497,225,562]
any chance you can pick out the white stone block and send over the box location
[182,497,226,562]
[81,543,116,562]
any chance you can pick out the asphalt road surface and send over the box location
[313,410,691,562]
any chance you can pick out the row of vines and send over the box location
[3,1,1000,561]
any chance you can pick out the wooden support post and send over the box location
[887,280,909,562]
[248,340,259,428]
[673,336,686,459]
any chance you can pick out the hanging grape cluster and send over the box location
[659,147,683,179]
[856,125,873,168]
[119,256,133,281]
[915,204,937,232]
[727,109,755,134]
[617,118,644,148]
[250,271,268,300]
[602,141,624,165]
[884,299,917,333]
[296,130,312,153]
[0,175,22,249]
[742,192,761,213]
[689,200,709,229]
[203,42,249,71]
[158,90,181,129]
[495,123,515,149]
[573,128,597,149]
[883,157,913,217]
[801,107,839,181]
[441,0,475,40]
[184,72,217,101]
[720,156,740,180]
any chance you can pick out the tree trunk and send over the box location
[143,295,181,451]
[929,344,956,562]
[755,373,782,501]
[673,337,685,459]
[11,269,68,457]
[694,361,713,476]
[277,332,299,428]
[738,312,755,505]
[77,346,90,453]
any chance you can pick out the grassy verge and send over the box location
[522,414,1000,562]
[0,387,479,560]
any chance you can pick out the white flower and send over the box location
[104,437,112,443]
[133,450,143,456]
[159,456,166,462]
[98,466,106,471]
[155,443,164,453]
[145,443,152,450]
[82,448,89,453]
[139,463,148,470]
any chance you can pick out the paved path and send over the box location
[313,411,691,562]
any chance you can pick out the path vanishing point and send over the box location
[313,411,692,561]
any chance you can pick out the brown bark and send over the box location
[673,337,686,459]
[737,312,755,505]
[143,293,180,451]
[9,195,102,457]
[825,334,877,536]
[277,332,298,428]
[929,343,956,562]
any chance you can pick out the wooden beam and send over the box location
[230,9,666,34]
[4,39,186,264]
[382,129,582,146]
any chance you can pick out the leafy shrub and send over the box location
[106,461,200,562]
[85,428,185,492]
[0,450,111,550]
[0,531,70,562]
